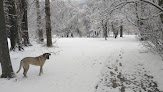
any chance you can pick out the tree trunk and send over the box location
[3,1,10,36]
[45,0,52,47]
[120,25,123,37]
[102,20,108,40]
[15,0,24,51]
[21,0,31,46]
[0,0,15,78]
[135,2,144,39]
[159,0,163,23]
[76,28,82,37]
[36,0,44,42]
[5,0,18,51]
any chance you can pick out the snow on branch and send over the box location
[112,0,163,12]
[140,0,163,11]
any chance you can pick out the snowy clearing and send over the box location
[0,35,163,92]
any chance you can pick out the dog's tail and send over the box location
[16,61,23,73]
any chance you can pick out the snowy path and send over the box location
[0,35,163,92]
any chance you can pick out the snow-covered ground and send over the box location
[0,35,163,92]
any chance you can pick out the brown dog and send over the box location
[16,53,51,77]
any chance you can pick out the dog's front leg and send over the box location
[39,66,43,76]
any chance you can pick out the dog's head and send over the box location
[43,53,51,59]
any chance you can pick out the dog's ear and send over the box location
[43,53,46,57]
[43,53,47,58]
[48,53,51,56]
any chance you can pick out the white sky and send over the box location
[68,0,85,3]
[72,0,84,2]
[73,0,86,4]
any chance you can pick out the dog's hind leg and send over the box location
[23,64,29,78]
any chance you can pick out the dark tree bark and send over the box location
[76,28,82,37]
[3,1,10,36]
[120,25,123,37]
[15,0,24,51]
[6,0,18,51]
[21,0,31,46]
[36,0,44,42]
[102,20,108,40]
[7,0,24,51]
[45,0,52,47]
[159,0,163,23]
[0,0,15,78]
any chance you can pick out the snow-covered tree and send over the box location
[45,0,52,47]
[21,0,31,46]
[28,0,82,38]
[0,0,15,78]
[109,0,163,57]
[36,0,44,42]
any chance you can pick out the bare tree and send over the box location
[6,0,31,50]
[3,0,10,36]
[0,0,15,78]
[111,0,163,57]
[21,0,31,46]
[45,0,52,47]
[5,0,19,51]
[120,24,123,37]
[15,0,24,51]
[102,20,108,40]
[36,0,44,42]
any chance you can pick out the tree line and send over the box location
[84,0,163,56]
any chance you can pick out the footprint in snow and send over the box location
[119,63,122,66]
[116,60,119,62]
[119,54,121,56]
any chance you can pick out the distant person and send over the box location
[114,29,118,39]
